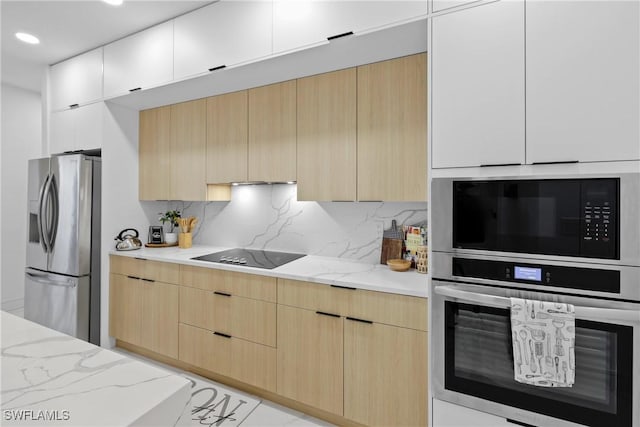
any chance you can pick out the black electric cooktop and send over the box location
[191,248,306,269]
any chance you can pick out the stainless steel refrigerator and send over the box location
[25,153,101,345]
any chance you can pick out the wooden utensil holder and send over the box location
[179,232,192,248]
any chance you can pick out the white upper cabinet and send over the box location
[49,47,103,111]
[273,1,427,54]
[174,0,273,80]
[432,0,480,14]
[525,0,640,164]
[431,0,525,168]
[50,103,104,155]
[103,21,173,98]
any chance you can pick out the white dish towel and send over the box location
[510,298,575,387]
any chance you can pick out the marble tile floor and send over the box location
[114,347,334,427]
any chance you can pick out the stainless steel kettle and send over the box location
[115,228,142,251]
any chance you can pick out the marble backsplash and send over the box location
[142,184,427,264]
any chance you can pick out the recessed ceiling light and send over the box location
[103,0,123,5]
[15,32,40,45]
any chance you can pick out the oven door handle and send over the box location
[434,285,640,323]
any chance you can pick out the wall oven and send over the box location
[431,175,640,427]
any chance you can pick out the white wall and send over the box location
[0,84,43,311]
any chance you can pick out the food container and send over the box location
[387,258,412,272]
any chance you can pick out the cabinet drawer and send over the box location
[278,279,427,331]
[179,286,276,347]
[180,265,276,302]
[110,255,180,284]
[179,323,276,392]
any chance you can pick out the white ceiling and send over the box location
[1,0,214,92]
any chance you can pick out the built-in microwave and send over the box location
[431,174,640,267]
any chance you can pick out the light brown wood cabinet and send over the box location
[139,106,171,200]
[139,99,208,201]
[357,53,427,201]
[276,304,344,415]
[206,90,249,183]
[296,68,357,201]
[344,319,427,427]
[110,255,180,284]
[248,80,297,182]
[180,264,277,302]
[277,279,428,423]
[109,269,179,359]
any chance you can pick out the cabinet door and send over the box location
[50,47,103,111]
[248,81,296,182]
[273,1,427,54]
[526,0,639,163]
[140,281,178,359]
[206,91,248,183]
[74,102,103,151]
[103,21,173,98]
[49,109,76,155]
[277,305,343,415]
[109,274,142,345]
[174,0,272,80]
[139,106,171,200]
[297,68,356,201]
[344,320,427,426]
[431,1,525,168]
[170,99,206,201]
[357,53,427,201]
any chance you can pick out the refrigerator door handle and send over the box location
[48,174,59,250]
[38,174,51,253]
[25,270,77,288]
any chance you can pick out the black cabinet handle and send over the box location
[126,275,140,280]
[69,103,79,109]
[330,284,357,291]
[214,291,231,297]
[480,163,521,167]
[134,257,147,261]
[129,87,142,92]
[316,311,340,318]
[346,316,373,324]
[208,65,226,72]
[140,278,155,283]
[327,31,354,41]
[506,419,536,427]
[213,331,232,339]
[531,160,579,165]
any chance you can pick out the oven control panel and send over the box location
[452,257,620,294]
[580,179,618,258]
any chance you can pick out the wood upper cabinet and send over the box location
[174,0,272,80]
[297,68,356,201]
[525,0,639,163]
[103,21,173,98]
[277,305,344,415]
[206,91,248,183]
[49,47,103,111]
[139,106,171,200]
[431,1,524,168]
[357,53,427,201]
[248,81,297,182]
[170,99,207,200]
[344,320,427,426]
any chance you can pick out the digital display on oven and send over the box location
[514,266,542,281]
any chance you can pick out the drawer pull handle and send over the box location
[126,275,140,280]
[480,163,521,168]
[330,285,356,291]
[327,31,353,41]
[129,87,142,92]
[141,278,155,283]
[208,65,226,72]
[213,332,232,339]
[134,257,147,260]
[214,291,231,297]
[69,103,79,109]
[316,311,340,318]
[346,316,373,324]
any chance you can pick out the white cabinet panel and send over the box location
[49,48,103,111]
[526,0,640,164]
[432,0,480,13]
[103,21,173,98]
[174,0,272,80]
[273,1,427,54]
[432,399,512,427]
[49,103,104,154]
[431,0,525,168]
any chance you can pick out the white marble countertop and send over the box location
[1,312,191,426]
[110,245,428,298]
